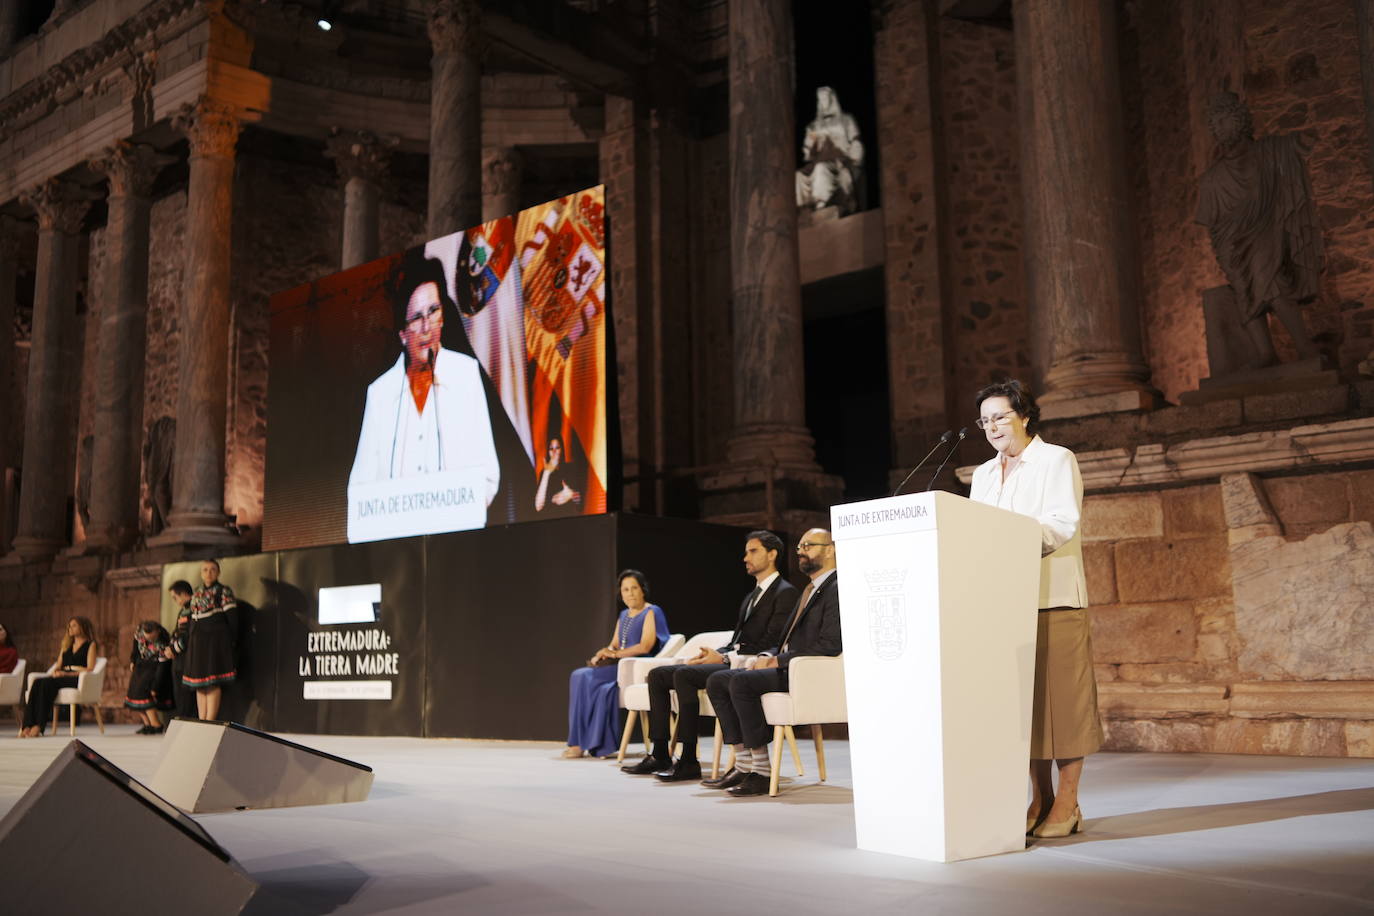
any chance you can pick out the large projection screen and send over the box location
[264,186,610,551]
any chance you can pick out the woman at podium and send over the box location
[969,380,1101,839]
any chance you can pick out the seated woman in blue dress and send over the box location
[564,569,668,758]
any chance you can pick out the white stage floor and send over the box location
[2,727,1372,914]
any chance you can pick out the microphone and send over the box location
[892,430,953,497]
[925,427,968,491]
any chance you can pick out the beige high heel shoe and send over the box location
[1032,806,1082,838]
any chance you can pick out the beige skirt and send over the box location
[1031,607,1103,760]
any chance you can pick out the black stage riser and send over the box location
[162,513,770,739]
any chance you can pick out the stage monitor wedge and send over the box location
[0,740,257,916]
[150,718,375,813]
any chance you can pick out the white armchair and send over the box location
[29,657,107,736]
[1,658,26,728]
[615,630,725,762]
[761,654,847,796]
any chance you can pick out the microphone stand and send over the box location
[924,428,968,491]
[891,430,953,498]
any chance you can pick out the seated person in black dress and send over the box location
[126,620,174,734]
[21,616,98,738]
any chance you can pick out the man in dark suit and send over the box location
[704,528,841,797]
[622,530,796,780]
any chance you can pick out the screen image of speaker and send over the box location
[264,185,612,551]
[150,718,375,813]
[0,740,257,916]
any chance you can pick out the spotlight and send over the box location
[317,18,332,30]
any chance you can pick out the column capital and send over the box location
[173,98,242,159]
[90,141,176,199]
[482,146,523,197]
[427,0,481,55]
[19,179,94,235]
[325,128,399,185]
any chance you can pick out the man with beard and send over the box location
[348,249,501,539]
[621,530,796,781]
[703,528,842,797]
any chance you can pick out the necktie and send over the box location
[742,586,762,622]
[780,581,816,653]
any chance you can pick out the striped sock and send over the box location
[750,746,771,777]
[732,744,751,773]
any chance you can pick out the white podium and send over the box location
[831,490,1041,863]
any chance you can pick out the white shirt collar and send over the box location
[754,570,780,596]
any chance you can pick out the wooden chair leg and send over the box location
[94,704,105,735]
[711,721,723,778]
[617,710,636,762]
[668,713,678,758]
[727,745,736,770]
[813,724,827,782]
[785,725,803,777]
[69,704,77,736]
[769,724,784,797]
[639,709,651,753]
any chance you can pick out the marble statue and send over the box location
[1196,92,1322,367]
[796,86,864,216]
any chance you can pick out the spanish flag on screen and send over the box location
[516,187,608,515]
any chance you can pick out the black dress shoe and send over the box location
[727,772,771,797]
[701,767,746,789]
[654,759,702,782]
[621,755,669,775]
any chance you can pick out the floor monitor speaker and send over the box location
[150,718,374,813]
[0,740,257,915]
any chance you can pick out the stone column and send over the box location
[725,0,818,469]
[12,181,91,560]
[155,99,242,547]
[325,129,396,270]
[1014,0,1155,417]
[1358,0,1374,185]
[0,217,23,557]
[482,146,523,222]
[84,143,170,551]
[426,0,482,238]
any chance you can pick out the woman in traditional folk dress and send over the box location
[183,559,238,721]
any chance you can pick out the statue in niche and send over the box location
[76,435,93,531]
[795,86,865,216]
[143,416,175,536]
[1196,91,1322,369]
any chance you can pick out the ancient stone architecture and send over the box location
[0,0,1371,753]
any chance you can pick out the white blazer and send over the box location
[969,435,1087,609]
[349,348,501,505]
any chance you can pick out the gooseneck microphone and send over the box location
[892,430,953,497]
[925,427,968,491]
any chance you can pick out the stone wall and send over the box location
[1087,469,1374,757]
[937,17,1029,458]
